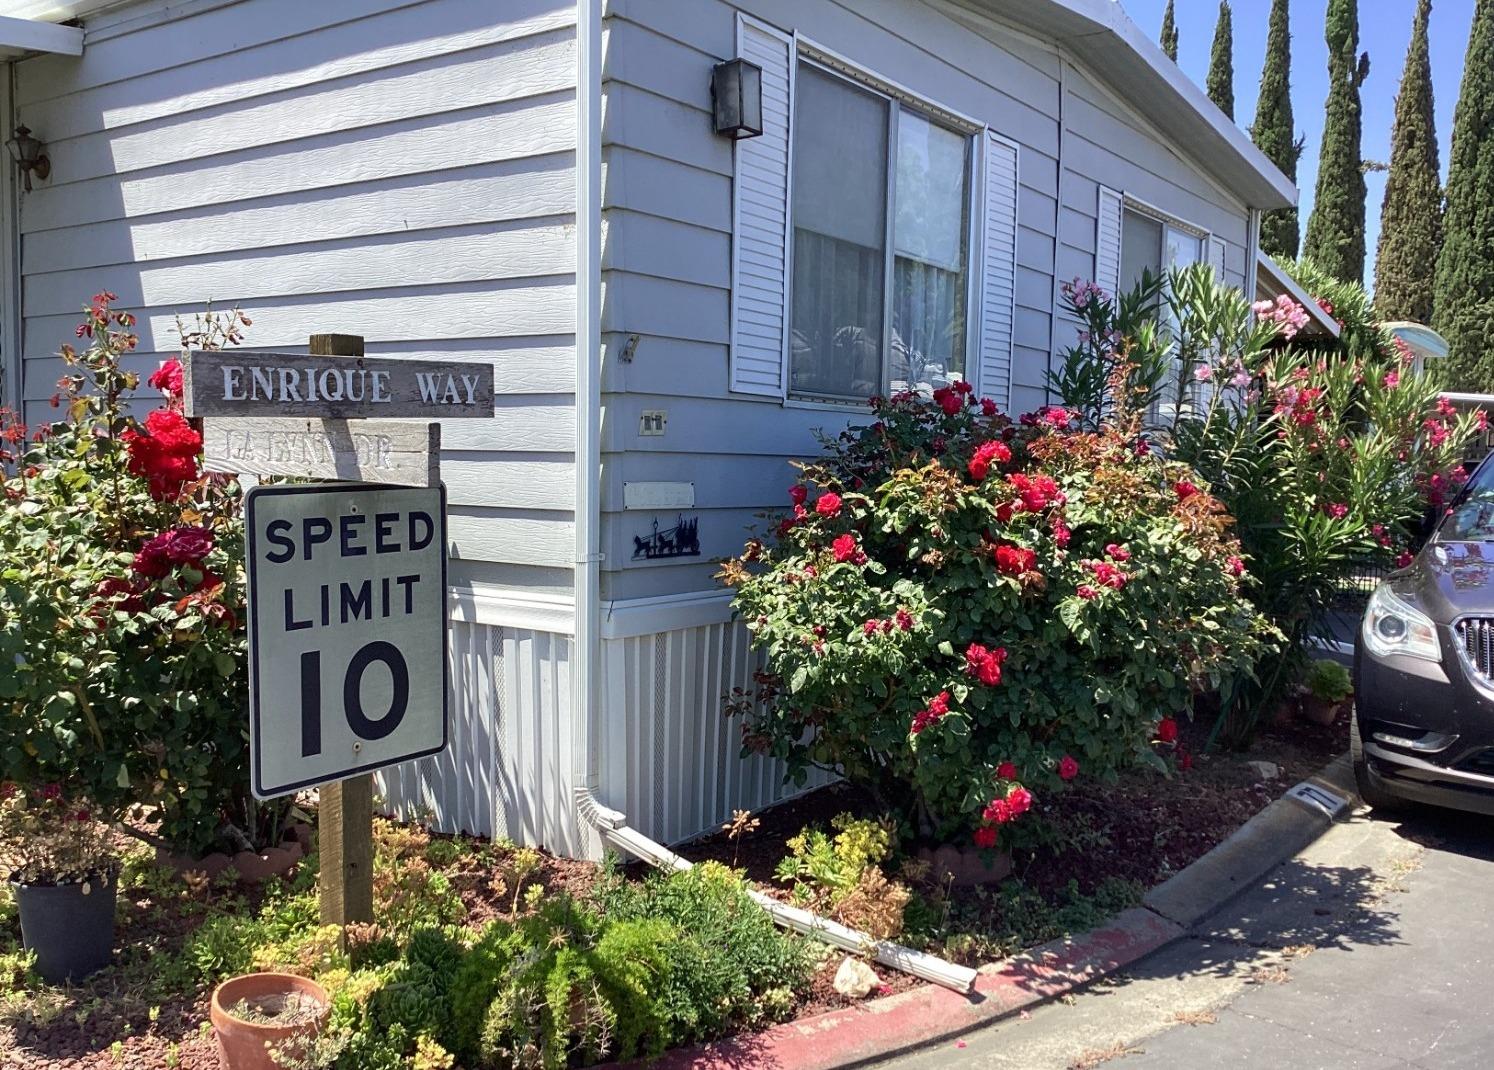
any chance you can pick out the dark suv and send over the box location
[1354,456,1494,815]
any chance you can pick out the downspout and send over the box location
[567,2,973,994]
[572,0,604,854]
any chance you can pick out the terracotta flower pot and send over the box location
[210,973,329,1070]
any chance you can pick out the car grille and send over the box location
[1459,749,1494,776]
[1456,618,1494,681]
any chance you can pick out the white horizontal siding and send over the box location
[14,0,578,574]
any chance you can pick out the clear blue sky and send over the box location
[1119,0,1475,290]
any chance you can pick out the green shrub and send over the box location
[182,914,260,982]
[443,920,524,1063]
[598,862,810,1037]
[0,299,278,855]
[1052,262,1481,741]
[722,368,1270,842]
[1304,659,1352,703]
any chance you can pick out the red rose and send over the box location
[1227,555,1246,577]
[788,485,808,507]
[1058,755,1080,781]
[163,526,214,563]
[148,359,184,398]
[815,493,842,518]
[928,691,950,716]
[831,533,859,563]
[92,577,144,615]
[997,544,1037,576]
[863,620,880,636]
[935,388,962,416]
[131,531,174,579]
[996,761,1018,781]
[894,608,914,631]
[1395,551,1414,569]
[954,379,974,395]
[1104,543,1130,562]
[973,826,999,848]
[144,409,202,456]
[981,398,998,417]
[967,440,1012,482]
[1174,480,1198,501]
[1090,561,1128,590]
[1005,786,1033,815]
[1077,584,1099,600]
[1156,717,1179,744]
[983,798,1013,824]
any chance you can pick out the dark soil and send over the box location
[1,824,597,1070]
[682,704,1349,1016]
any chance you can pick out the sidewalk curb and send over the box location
[613,753,1358,1070]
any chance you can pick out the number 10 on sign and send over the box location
[246,483,449,799]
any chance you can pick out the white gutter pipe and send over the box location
[577,790,978,994]
[567,0,974,996]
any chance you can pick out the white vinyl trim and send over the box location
[728,14,793,397]
[448,583,575,633]
[1095,185,1123,298]
[977,129,1019,407]
[601,588,735,639]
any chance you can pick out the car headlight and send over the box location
[1363,583,1441,662]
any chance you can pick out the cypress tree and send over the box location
[1207,2,1236,120]
[1160,0,1179,62]
[1434,0,1494,389]
[1375,0,1442,325]
[1303,0,1371,283]
[1252,0,1303,260]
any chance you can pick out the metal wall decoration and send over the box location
[633,515,701,559]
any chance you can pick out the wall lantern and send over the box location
[6,125,49,192]
[711,58,763,139]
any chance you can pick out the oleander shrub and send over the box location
[721,372,1271,846]
[1051,263,1482,741]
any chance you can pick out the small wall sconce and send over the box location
[6,125,49,192]
[711,58,764,140]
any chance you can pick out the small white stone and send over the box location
[1248,760,1281,780]
[832,956,881,999]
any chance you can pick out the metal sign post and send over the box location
[192,332,461,928]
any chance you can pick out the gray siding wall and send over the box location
[14,0,579,590]
[598,0,1251,602]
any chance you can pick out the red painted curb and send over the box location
[608,906,1182,1070]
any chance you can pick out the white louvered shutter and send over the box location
[729,17,793,396]
[1095,185,1123,299]
[1208,235,1228,279]
[977,133,1019,407]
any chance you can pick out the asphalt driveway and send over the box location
[875,802,1494,1070]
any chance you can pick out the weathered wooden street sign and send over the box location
[202,417,439,487]
[245,482,449,800]
[183,348,494,419]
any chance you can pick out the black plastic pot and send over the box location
[9,871,117,983]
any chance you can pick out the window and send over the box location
[788,61,972,402]
[1119,205,1204,295]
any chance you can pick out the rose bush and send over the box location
[720,376,1271,845]
[0,296,273,855]
[1052,262,1483,742]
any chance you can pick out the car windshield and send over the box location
[1441,461,1494,541]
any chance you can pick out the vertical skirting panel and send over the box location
[377,611,827,860]
[376,619,585,859]
[601,616,833,848]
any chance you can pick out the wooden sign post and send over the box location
[198,332,464,930]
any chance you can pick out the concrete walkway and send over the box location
[875,804,1493,1070]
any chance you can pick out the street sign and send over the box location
[202,417,440,486]
[183,349,494,419]
[245,482,449,799]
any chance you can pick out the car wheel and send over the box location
[1351,707,1407,814]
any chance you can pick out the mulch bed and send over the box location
[1,831,596,1070]
[3,708,1346,1067]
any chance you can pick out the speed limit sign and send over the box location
[245,482,448,799]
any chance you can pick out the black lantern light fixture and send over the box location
[6,125,49,193]
[711,58,764,140]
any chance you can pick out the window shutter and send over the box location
[1095,186,1123,299]
[729,17,793,396]
[977,132,1018,407]
[1208,235,1228,278]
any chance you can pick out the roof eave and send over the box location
[976,0,1296,210]
[0,12,80,56]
